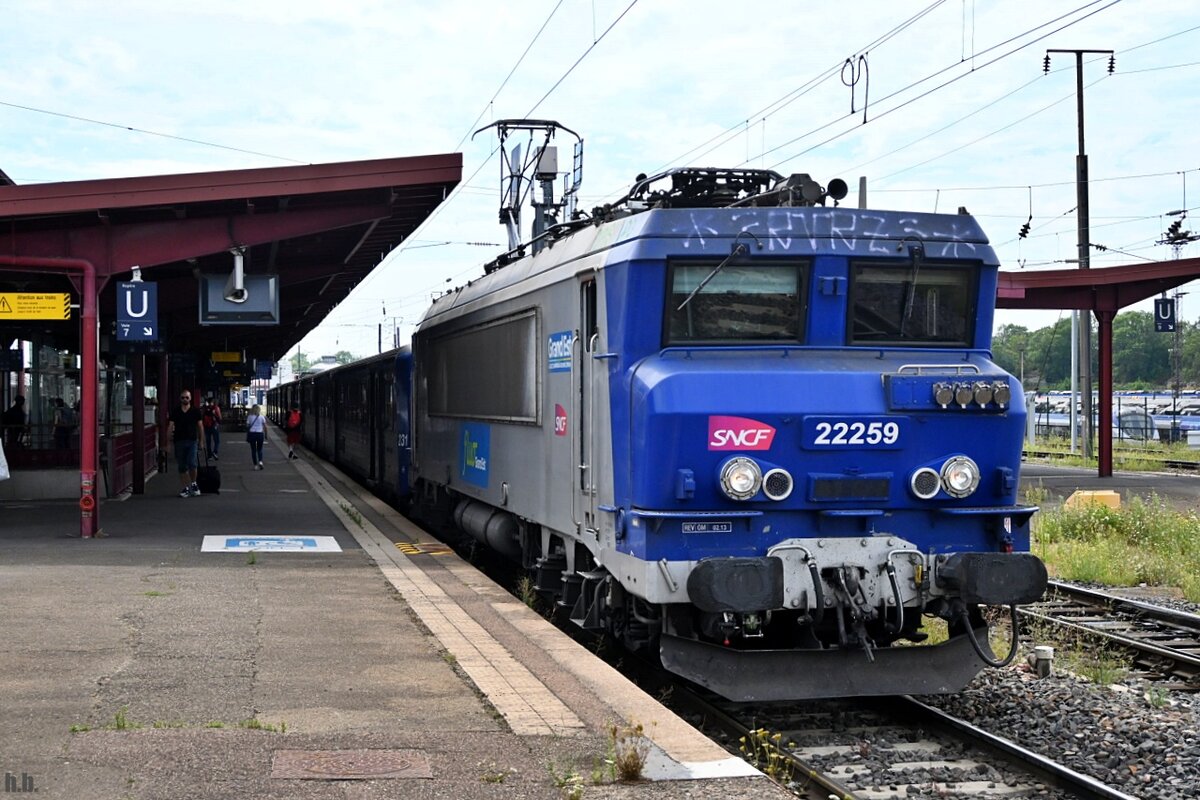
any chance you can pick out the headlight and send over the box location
[940,456,980,498]
[972,381,994,406]
[953,383,974,408]
[992,381,1012,406]
[932,382,954,407]
[720,457,762,501]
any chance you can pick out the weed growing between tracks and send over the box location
[1016,613,1131,687]
[1028,490,1200,602]
[738,727,796,784]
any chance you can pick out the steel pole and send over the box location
[1074,52,1094,461]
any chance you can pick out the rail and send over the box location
[1021,580,1200,689]
[1023,447,1200,472]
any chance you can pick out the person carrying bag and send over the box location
[246,404,267,470]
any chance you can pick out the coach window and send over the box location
[666,262,806,344]
[849,262,974,347]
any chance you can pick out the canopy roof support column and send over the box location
[1096,310,1114,478]
[0,256,100,537]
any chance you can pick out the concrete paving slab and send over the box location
[0,434,791,799]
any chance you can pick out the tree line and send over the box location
[992,311,1200,391]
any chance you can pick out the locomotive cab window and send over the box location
[667,262,806,344]
[849,262,975,347]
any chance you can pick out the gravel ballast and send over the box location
[922,662,1200,800]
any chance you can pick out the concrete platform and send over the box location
[0,433,786,799]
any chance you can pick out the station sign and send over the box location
[1155,298,1176,332]
[211,351,242,362]
[0,292,70,320]
[198,274,280,326]
[116,281,159,341]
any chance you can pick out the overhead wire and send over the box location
[848,21,1199,190]
[523,0,639,117]
[451,0,567,152]
[0,98,308,165]
[316,0,643,327]
[601,0,951,197]
[761,0,1124,172]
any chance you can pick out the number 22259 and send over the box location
[807,419,902,448]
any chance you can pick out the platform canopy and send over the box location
[998,257,1200,477]
[0,153,462,363]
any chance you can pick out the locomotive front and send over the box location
[599,178,1046,699]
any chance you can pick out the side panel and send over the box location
[413,277,583,537]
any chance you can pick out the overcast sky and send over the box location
[3,0,1199,362]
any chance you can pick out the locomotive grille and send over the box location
[762,469,794,500]
[811,477,890,501]
[910,468,941,499]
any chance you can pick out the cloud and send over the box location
[4,0,1200,354]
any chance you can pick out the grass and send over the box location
[515,576,538,609]
[1031,492,1200,602]
[606,720,651,782]
[338,502,363,528]
[738,727,796,784]
[546,761,584,800]
[109,707,141,730]
[239,718,286,732]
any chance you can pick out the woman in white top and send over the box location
[246,404,267,469]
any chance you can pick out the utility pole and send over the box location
[1045,48,1114,461]
[1157,211,1199,440]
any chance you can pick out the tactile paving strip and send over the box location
[271,749,432,780]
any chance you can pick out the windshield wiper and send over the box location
[898,240,924,337]
[676,231,763,312]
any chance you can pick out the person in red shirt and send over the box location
[201,397,223,460]
[285,406,302,460]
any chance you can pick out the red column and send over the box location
[1097,310,1114,478]
[0,256,101,537]
[158,353,170,471]
[132,355,145,494]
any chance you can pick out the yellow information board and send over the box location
[0,293,71,320]
[211,351,242,363]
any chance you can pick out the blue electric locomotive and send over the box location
[274,166,1047,701]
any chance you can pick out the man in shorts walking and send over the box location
[168,390,205,497]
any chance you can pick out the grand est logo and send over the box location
[707,415,776,451]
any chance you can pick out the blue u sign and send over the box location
[1155,298,1176,333]
[116,281,159,341]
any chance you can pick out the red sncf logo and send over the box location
[554,404,568,436]
[707,415,776,450]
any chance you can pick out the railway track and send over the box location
[667,686,1138,800]
[1021,580,1200,690]
[1022,448,1200,472]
